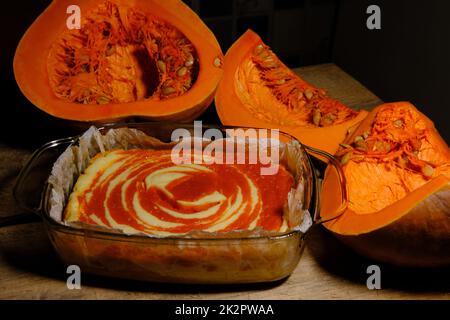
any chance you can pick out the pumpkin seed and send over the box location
[177,66,187,77]
[422,164,434,177]
[157,60,166,73]
[305,89,314,100]
[373,141,383,151]
[185,54,194,67]
[263,58,278,68]
[254,44,264,55]
[352,155,365,162]
[321,113,337,126]
[96,96,110,104]
[340,152,352,165]
[297,91,304,100]
[355,140,368,151]
[339,143,353,149]
[363,131,370,139]
[313,110,321,126]
[162,86,176,95]
[276,79,286,85]
[214,57,222,67]
[373,141,391,152]
[354,135,364,143]
[393,119,403,128]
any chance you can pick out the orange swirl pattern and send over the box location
[65,149,294,236]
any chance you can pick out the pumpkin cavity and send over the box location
[337,104,450,214]
[233,43,358,127]
[48,1,199,104]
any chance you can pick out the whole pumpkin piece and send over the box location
[321,102,450,267]
[14,0,223,122]
[215,29,368,155]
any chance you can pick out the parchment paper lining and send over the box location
[47,126,312,238]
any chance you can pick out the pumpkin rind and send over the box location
[14,0,223,122]
[322,102,450,267]
[340,184,450,267]
[215,30,368,155]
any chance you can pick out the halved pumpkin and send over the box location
[215,30,368,155]
[322,102,450,267]
[14,0,223,122]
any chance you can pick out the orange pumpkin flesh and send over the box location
[14,0,223,122]
[215,30,368,155]
[322,102,450,267]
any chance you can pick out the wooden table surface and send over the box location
[1,64,449,300]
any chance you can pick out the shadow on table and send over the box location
[305,225,450,293]
[1,222,286,294]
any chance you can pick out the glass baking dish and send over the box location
[14,122,347,284]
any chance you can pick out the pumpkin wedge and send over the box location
[322,102,450,267]
[215,30,367,154]
[14,0,223,122]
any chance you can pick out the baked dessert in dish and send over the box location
[30,125,328,283]
[64,149,294,237]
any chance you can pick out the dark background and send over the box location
[1,0,449,146]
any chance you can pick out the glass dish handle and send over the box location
[303,144,348,224]
[13,137,76,215]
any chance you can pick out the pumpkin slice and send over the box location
[14,0,223,122]
[215,30,368,154]
[322,102,450,267]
